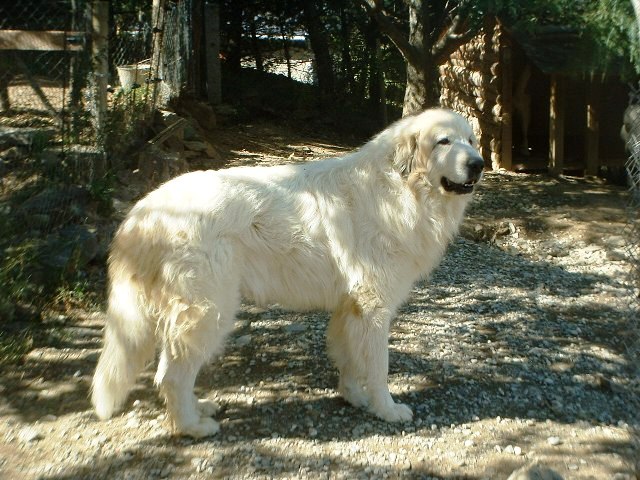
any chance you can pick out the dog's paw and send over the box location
[197,398,220,416]
[177,417,220,438]
[371,402,413,423]
[339,381,369,408]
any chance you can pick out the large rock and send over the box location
[507,463,564,480]
[18,185,90,231]
[41,224,98,270]
[180,99,217,131]
[0,127,56,149]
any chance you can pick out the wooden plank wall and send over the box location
[0,30,84,51]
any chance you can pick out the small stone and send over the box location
[41,414,57,422]
[183,140,210,152]
[126,417,140,428]
[236,334,252,347]
[121,451,135,462]
[285,324,308,333]
[160,464,174,478]
[309,428,318,437]
[19,427,43,443]
[464,439,475,447]
[547,436,562,446]
[514,446,523,455]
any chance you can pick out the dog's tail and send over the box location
[91,251,155,420]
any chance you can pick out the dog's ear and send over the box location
[393,134,418,178]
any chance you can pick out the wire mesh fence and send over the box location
[623,87,640,356]
[623,81,640,480]
[0,0,192,321]
[158,0,192,103]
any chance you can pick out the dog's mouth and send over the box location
[441,177,478,194]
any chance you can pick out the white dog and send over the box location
[92,108,484,437]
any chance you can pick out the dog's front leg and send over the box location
[362,311,413,423]
[329,298,412,423]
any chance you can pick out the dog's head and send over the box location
[393,109,484,195]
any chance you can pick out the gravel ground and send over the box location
[0,124,638,480]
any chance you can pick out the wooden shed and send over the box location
[440,21,630,177]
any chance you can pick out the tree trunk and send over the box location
[403,0,440,115]
[403,59,440,115]
[191,0,206,96]
[339,4,354,93]
[363,20,386,127]
[375,38,388,126]
[280,24,292,79]
[302,0,334,101]
[249,15,263,71]
[0,70,10,112]
[364,22,379,107]
[204,2,222,105]
[226,2,243,71]
[364,0,472,115]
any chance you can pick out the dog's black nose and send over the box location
[467,156,485,177]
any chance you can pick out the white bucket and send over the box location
[116,64,151,91]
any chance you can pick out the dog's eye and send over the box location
[437,138,450,146]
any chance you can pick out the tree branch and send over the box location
[431,13,475,64]
[361,0,421,66]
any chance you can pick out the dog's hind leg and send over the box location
[155,247,240,438]
[155,295,238,437]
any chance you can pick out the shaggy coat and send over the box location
[92,108,484,437]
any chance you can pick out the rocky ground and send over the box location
[0,121,638,480]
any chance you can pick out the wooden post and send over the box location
[151,0,166,107]
[499,31,513,171]
[376,37,388,126]
[585,78,600,176]
[191,0,205,96]
[549,74,565,176]
[91,0,109,144]
[204,1,222,105]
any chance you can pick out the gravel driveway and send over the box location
[0,144,638,479]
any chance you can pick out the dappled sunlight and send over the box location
[1,135,637,479]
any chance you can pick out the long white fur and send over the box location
[91,108,482,437]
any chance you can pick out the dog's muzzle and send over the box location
[441,156,484,194]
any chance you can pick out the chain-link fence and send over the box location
[623,87,640,353]
[0,0,193,323]
[622,91,640,477]
[159,0,192,103]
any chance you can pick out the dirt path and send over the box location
[1,122,638,480]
